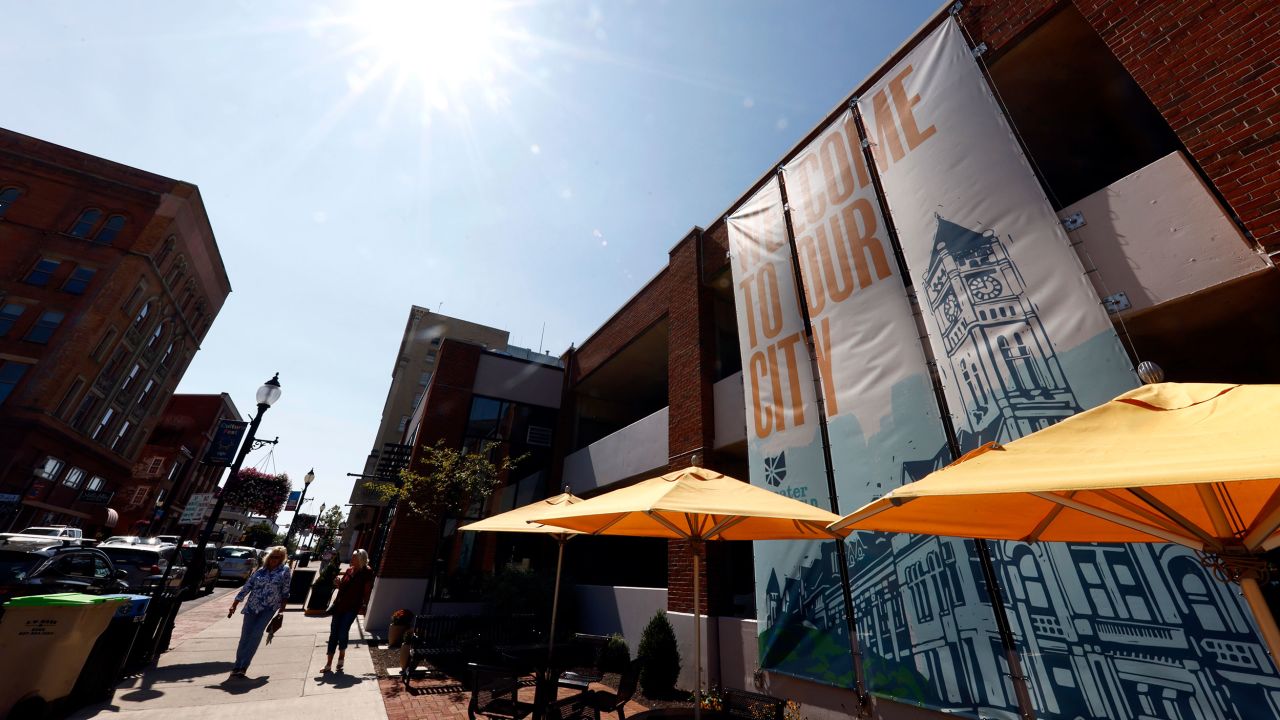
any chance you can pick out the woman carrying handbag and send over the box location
[323,549,375,674]
[227,545,291,678]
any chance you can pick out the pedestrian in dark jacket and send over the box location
[323,549,374,673]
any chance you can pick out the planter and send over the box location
[388,623,408,647]
[304,582,335,617]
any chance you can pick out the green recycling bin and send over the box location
[72,594,151,703]
[0,593,126,717]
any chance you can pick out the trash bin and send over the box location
[125,591,179,673]
[0,593,126,718]
[72,594,150,703]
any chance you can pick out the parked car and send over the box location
[0,526,83,543]
[178,543,220,594]
[98,544,185,593]
[100,535,163,546]
[153,535,180,545]
[217,546,259,584]
[0,537,128,603]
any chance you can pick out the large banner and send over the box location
[777,109,956,697]
[852,19,1272,719]
[726,178,853,686]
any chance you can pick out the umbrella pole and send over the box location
[548,536,566,663]
[693,543,702,720]
[975,539,1036,719]
[1240,577,1280,668]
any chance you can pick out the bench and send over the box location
[403,614,542,686]
[723,688,785,720]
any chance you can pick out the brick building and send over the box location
[0,129,231,536]
[128,393,243,536]
[367,2,1279,718]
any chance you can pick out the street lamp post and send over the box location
[284,468,315,551]
[196,374,283,556]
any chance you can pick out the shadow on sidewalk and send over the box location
[211,676,270,694]
[118,661,237,702]
[312,671,372,690]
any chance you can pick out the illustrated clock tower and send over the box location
[921,216,1080,445]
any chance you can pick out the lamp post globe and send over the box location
[285,467,316,552]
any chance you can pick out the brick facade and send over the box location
[0,128,229,535]
[958,0,1280,248]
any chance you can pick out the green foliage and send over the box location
[243,522,276,548]
[482,566,549,617]
[600,633,631,673]
[637,610,680,696]
[365,440,522,520]
[313,506,346,555]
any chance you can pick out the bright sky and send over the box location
[1,1,941,528]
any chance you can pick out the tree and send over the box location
[367,440,520,520]
[638,610,681,697]
[313,505,346,556]
[243,522,276,548]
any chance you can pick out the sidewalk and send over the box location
[72,592,386,720]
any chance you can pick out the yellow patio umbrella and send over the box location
[829,382,1280,664]
[459,490,584,658]
[532,466,844,720]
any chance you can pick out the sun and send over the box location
[345,0,506,102]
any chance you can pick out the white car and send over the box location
[217,546,259,583]
[0,526,83,543]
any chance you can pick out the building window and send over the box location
[122,284,144,314]
[102,348,127,382]
[34,456,65,480]
[69,208,102,238]
[419,371,432,386]
[160,341,177,368]
[133,300,152,329]
[0,361,30,405]
[87,476,107,492]
[398,415,410,432]
[91,407,115,440]
[136,379,157,409]
[54,378,85,419]
[71,394,100,430]
[111,420,132,452]
[0,186,22,217]
[62,467,87,489]
[120,363,142,393]
[147,322,166,349]
[0,303,26,338]
[91,328,116,362]
[61,267,96,295]
[94,215,126,245]
[155,237,175,267]
[23,258,61,288]
[166,459,184,482]
[412,391,424,410]
[24,310,65,344]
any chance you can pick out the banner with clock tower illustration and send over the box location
[843,18,1274,720]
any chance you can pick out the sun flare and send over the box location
[347,0,505,100]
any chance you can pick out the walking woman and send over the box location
[323,548,375,673]
[227,545,291,677]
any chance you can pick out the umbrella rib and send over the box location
[1122,488,1223,552]
[1023,491,1072,543]
[645,511,692,540]
[1030,492,1204,549]
[590,513,630,536]
[1092,489,1203,539]
[829,498,906,533]
[706,515,746,540]
[1242,486,1280,551]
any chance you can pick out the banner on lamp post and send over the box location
[204,420,248,466]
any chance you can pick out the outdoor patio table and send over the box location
[630,709,725,720]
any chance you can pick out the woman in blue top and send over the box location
[227,545,291,677]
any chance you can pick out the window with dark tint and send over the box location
[0,303,25,337]
[133,300,151,329]
[0,362,29,405]
[69,209,102,237]
[986,6,1182,209]
[0,551,41,582]
[62,267,96,295]
[0,187,23,218]
[24,310,65,344]
[94,215,126,245]
[23,258,61,288]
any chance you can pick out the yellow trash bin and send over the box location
[0,593,127,716]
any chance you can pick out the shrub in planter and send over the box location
[600,633,631,673]
[637,610,680,697]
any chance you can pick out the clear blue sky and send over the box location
[1,1,942,527]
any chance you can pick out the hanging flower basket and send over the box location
[220,468,291,518]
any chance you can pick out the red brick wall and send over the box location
[573,269,670,382]
[959,0,1280,248]
[377,340,481,579]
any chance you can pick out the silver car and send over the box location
[217,545,259,583]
